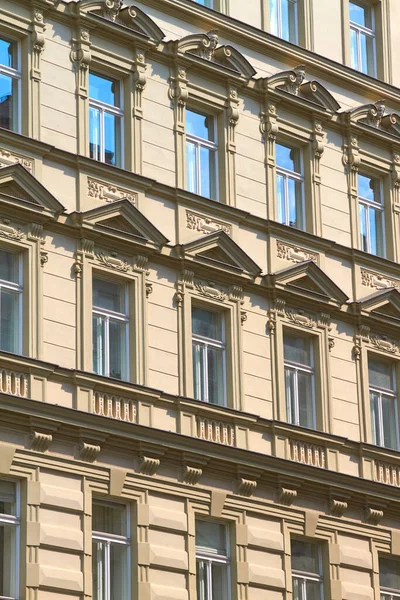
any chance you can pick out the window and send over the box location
[276,143,304,229]
[291,540,323,600]
[349,1,376,76]
[186,109,217,200]
[270,0,298,43]
[0,481,19,600]
[92,502,129,600]
[358,173,385,256]
[194,0,213,5]
[0,37,19,131]
[192,307,225,405]
[92,278,129,380]
[369,358,398,450]
[284,334,315,428]
[380,557,400,600]
[89,73,123,167]
[196,520,229,600]
[0,249,22,354]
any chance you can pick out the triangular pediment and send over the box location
[172,30,256,81]
[265,65,340,112]
[268,261,348,306]
[71,199,168,249]
[0,163,65,219]
[82,2,165,44]
[178,231,261,278]
[357,289,400,322]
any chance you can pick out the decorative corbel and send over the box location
[365,507,383,525]
[312,120,325,236]
[139,455,160,476]
[31,8,46,81]
[260,102,279,165]
[279,486,298,506]
[40,250,48,267]
[70,29,92,99]
[343,134,361,192]
[77,442,101,462]
[169,65,189,188]
[329,498,348,518]
[28,431,52,453]
[182,465,203,485]
[225,85,239,204]
[236,477,257,497]
[132,48,147,172]
[392,152,400,207]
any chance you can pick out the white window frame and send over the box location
[195,522,230,600]
[369,362,399,450]
[284,336,315,428]
[0,481,20,600]
[92,280,129,380]
[349,0,376,76]
[192,309,226,406]
[89,74,124,167]
[186,111,218,200]
[358,174,385,256]
[92,502,130,600]
[0,36,21,133]
[276,146,304,229]
[0,251,22,355]
[270,0,298,43]
[292,542,323,600]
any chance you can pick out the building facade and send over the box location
[2,0,400,598]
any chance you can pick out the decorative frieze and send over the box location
[96,251,130,272]
[276,240,318,264]
[195,281,227,302]
[186,210,232,236]
[28,431,52,453]
[196,417,235,447]
[370,335,398,354]
[361,268,400,290]
[0,219,24,241]
[236,478,257,497]
[87,177,137,204]
[374,461,400,487]
[92,391,137,423]
[289,439,326,468]
[285,309,316,329]
[0,148,34,173]
[0,369,29,398]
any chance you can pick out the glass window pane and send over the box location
[350,28,359,70]
[186,141,197,194]
[0,524,16,598]
[0,481,16,516]
[196,559,208,600]
[276,144,298,172]
[89,73,119,107]
[93,279,124,313]
[277,173,285,224]
[0,250,19,283]
[285,367,296,424]
[0,73,14,130]
[196,521,227,554]
[365,34,375,75]
[270,0,279,35]
[212,561,228,600]
[350,2,366,26]
[92,540,106,600]
[192,342,205,401]
[382,394,397,449]
[284,335,311,366]
[292,576,303,600]
[109,319,126,380]
[369,359,393,391]
[288,178,303,229]
[281,0,297,43]
[0,38,15,68]
[370,390,380,445]
[380,558,400,591]
[291,540,320,574]
[110,543,127,600]
[199,146,217,200]
[305,580,322,600]
[360,32,369,75]
[358,174,378,202]
[359,203,368,252]
[192,308,222,341]
[368,205,384,257]
[288,0,297,42]
[104,112,120,166]
[89,106,101,161]
[92,315,106,376]
[207,346,224,405]
[298,371,314,428]
[0,289,19,353]
[186,110,214,142]
[93,502,126,535]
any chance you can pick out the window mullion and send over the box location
[203,343,209,402]
[207,560,212,600]
[378,393,384,447]
[294,369,300,426]
[105,541,110,600]
[105,316,110,377]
